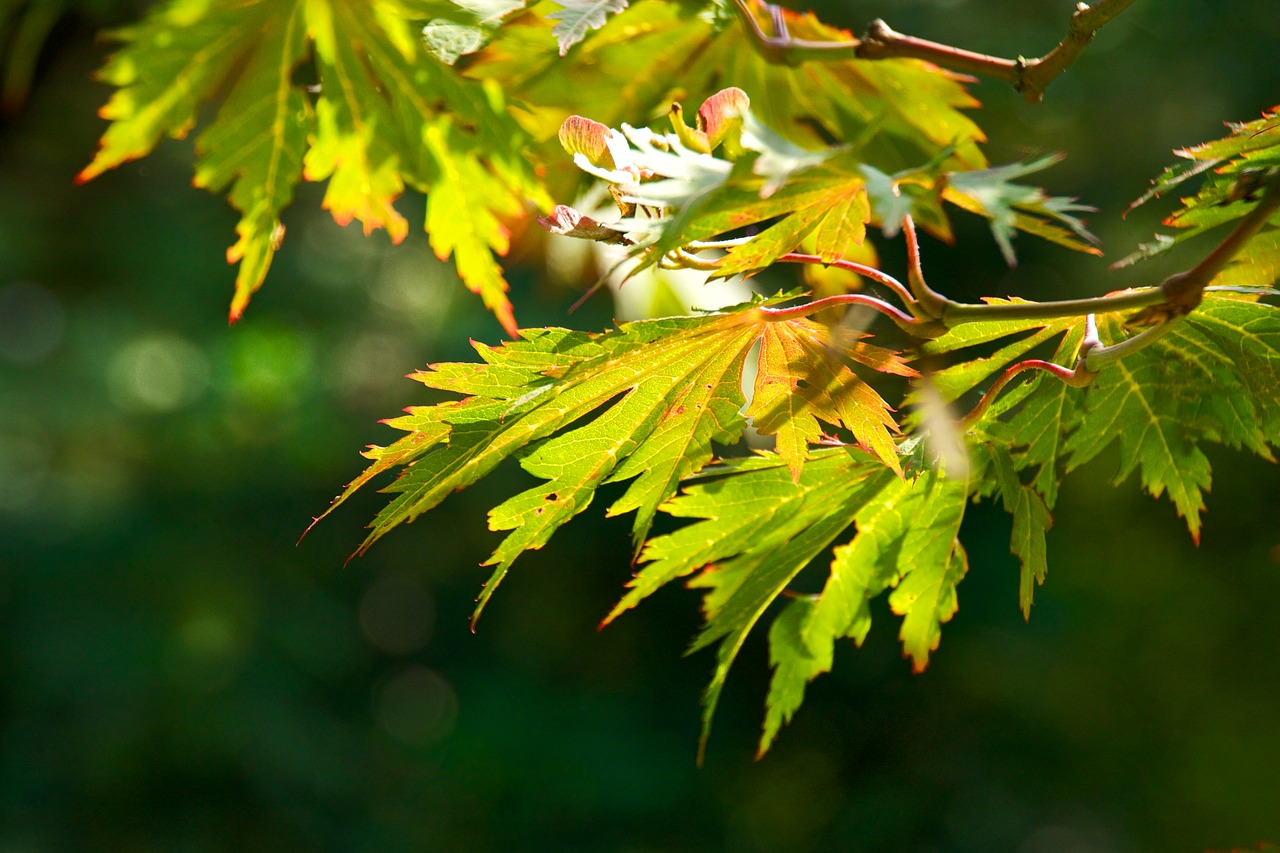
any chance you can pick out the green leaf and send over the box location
[712,170,870,278]
[628,449,896,759]
[1063,298,1280,541]
[78,0,307,320]
[81,0,546,331]
[323,298,913,622]
[923,301,1080,405]
[890,538,968,674]
[944,155,1101,264]
[645,454,970,756]
[472,0,987,171]
[986,445,1052,619]
[959,296,1280,541]
[922,304,1085,509]
[1117,108,1280,278]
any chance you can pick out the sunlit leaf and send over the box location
[1117,108,1280,279]
[322,297,913,622]
[80,0,545,330]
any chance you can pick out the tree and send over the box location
[45,0,1280,760]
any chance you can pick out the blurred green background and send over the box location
[1,1,1278,850]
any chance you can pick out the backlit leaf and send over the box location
[323,297,913,622]
[1117,108,1280,278]
[81,0,545,330]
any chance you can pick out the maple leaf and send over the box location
[467,0,989,206]
[757,464,968,753]
[80,0,546,331]
[746,317,914,480]
[1116,107,1280,279]
[552,95,1099,281]
[943,155,1101,264]
[946,295,1280,542]
[320,296,913,621]
[1062,297,1280,542]
[985,444,1052,619]
[608,447,969,757]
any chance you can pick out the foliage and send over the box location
[77,0,1280,757]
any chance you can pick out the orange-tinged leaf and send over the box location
[424,120,524,336]
[746,318,911,479]
[320,296,913,622]
[558,114,626,169]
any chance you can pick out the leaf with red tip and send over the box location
[696,87,749,152]
[82,0,545,331]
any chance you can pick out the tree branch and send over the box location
[898,214,1168,326]
[1017,0,1139,102]
[731,0,1137,103]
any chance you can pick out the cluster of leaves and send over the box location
[1116,107,1280,285]
[78,0,1280,755]
[325,95,1280,754]
[545,86,1097,284]
[75,0,1038,330]
[77,0,547,332]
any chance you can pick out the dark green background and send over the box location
[1,1,1278,849]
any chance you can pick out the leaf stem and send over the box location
[757,292,936,335]
[940,288,1167,323]
[776,252,919,309]
[902,216,956,319]
[960,357,1091,429]
[900,214,1168,326]
[1083,316,1181,371]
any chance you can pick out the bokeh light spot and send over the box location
[375,665,458,747]
[108,333,210,412]
[228,325,314,407]
[0,419,52,512]
[165,610,249,693]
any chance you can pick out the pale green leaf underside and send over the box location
[547,0,628,55]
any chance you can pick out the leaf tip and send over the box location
[497,303,520,339]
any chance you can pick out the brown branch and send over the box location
[731,0,1138,103]
[856,19,1019,86]
[1017,0,1139,101]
